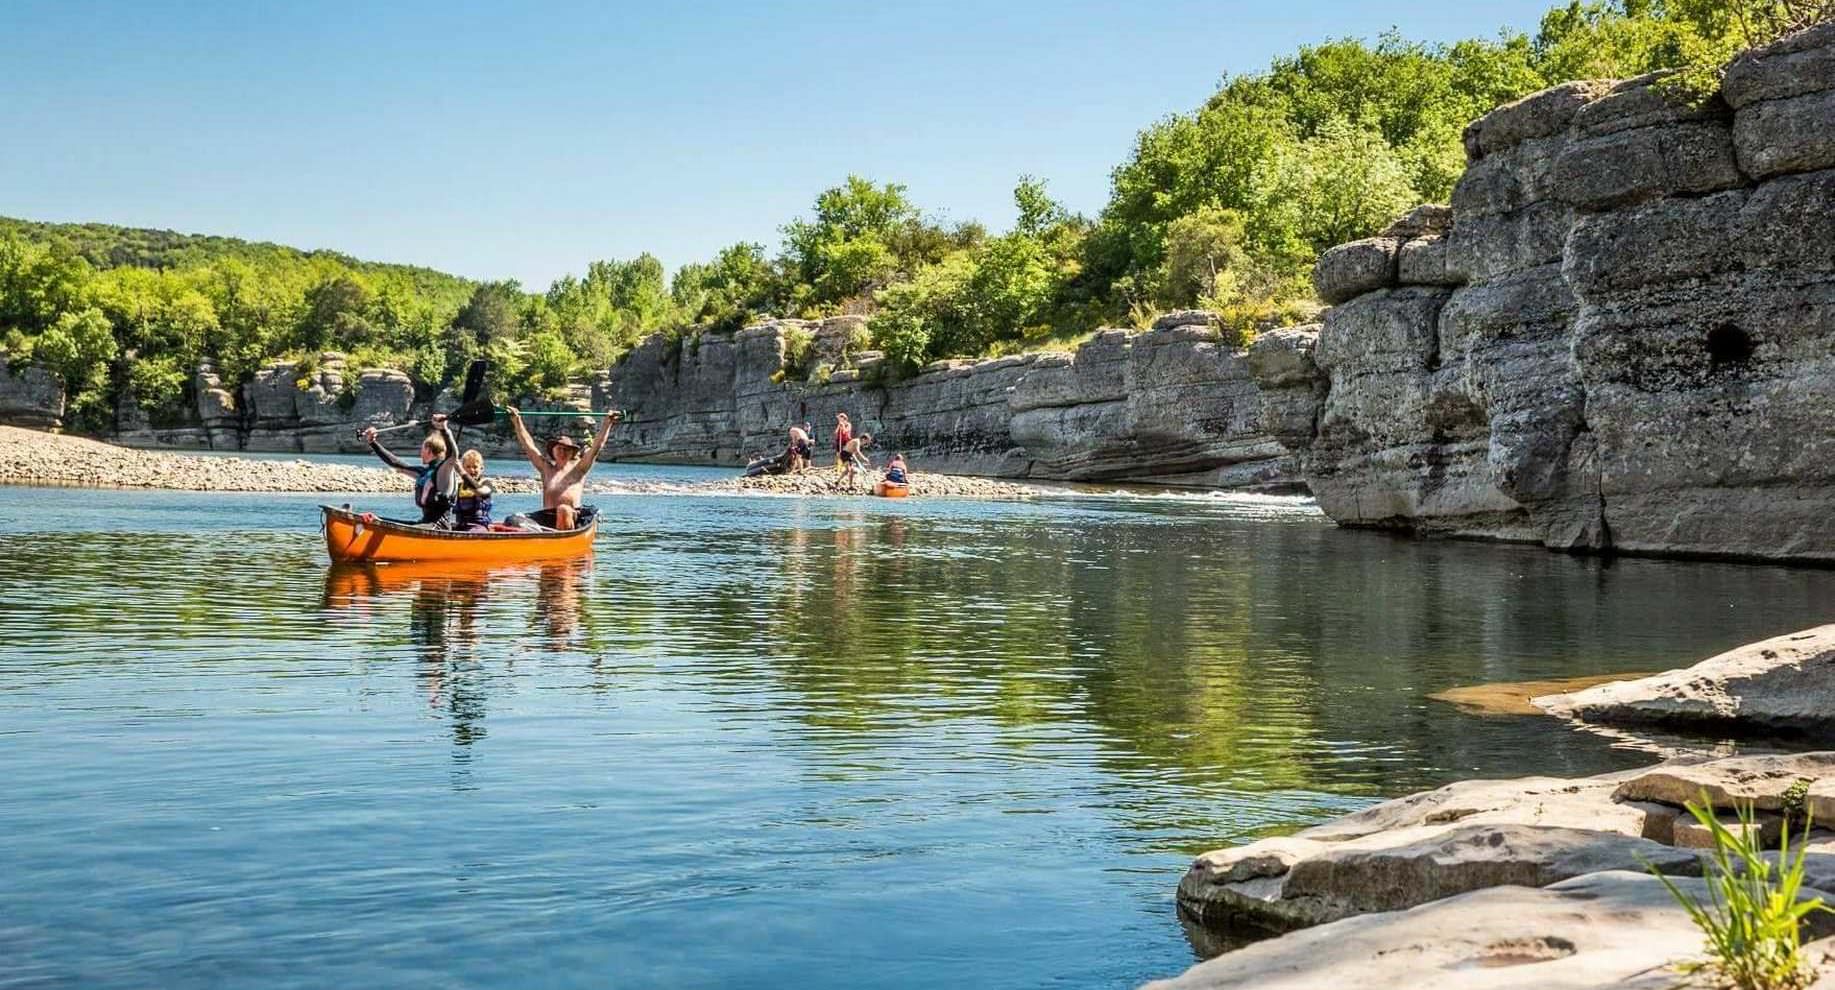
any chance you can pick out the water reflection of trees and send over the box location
[630,501,1835,847]
[13,505,1835,850]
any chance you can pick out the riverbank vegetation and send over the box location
[0,0,1814,430]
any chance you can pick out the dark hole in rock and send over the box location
[1707,324,1754,368]
[1465,936,1579,969]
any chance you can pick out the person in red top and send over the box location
[832,412,853,475]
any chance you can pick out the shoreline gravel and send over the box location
[0,427,1040,499]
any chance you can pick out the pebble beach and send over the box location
[0,427,1038,499]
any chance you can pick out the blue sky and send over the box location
[3,1,1554,285]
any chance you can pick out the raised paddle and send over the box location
[450,359,489,440]
[354,359,492,438]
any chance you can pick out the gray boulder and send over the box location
[1538,626,1835,738]
[0,357,66,429]
[1179,775,1697,935]
[1609,751,1835,813]
[350,369,415,425]
[1313,237,1399,304]
[1734,88,1835,179]
[1262,56,1835,562]
[1722,20,1835,108]
[1461,80,1616,159]
[1152,309,1219,330]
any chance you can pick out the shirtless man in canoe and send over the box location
[506,408,622,530]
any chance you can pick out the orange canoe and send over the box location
[874,480,910,498]
[322,504,598,564]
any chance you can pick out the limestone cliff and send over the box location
[1253,24,1835,562]
[0,357,65,430]
[598,312,1295,488]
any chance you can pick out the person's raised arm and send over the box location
[457,457,491,495]
[363,426,419,478]
[431,415,461,496]
[506,407,549,473]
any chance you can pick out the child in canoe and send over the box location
[362,414,460,526]
[455,449,495,531]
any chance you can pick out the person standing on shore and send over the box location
[833,413,853,476]
[788,423,814,472]
[839,432,873,488]
[505,407,621,530]
[361,414,459,527]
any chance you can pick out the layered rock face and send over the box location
[113,353,422,453]
[0,357,65,429]
[1256,25,1835,561]
[601,313,1295,487]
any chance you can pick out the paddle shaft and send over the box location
[359,420,424,437]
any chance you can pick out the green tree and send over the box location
[0,238,92,334]
[670,241,778,332]
[34,306,116,427]
[1275,118,1420,254]
[781,176,954,308]
[298,275,374,352]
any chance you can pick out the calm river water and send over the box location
[3,469,1833,989]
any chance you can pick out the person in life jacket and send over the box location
[362,414,460,526]
[454,449,495,531]
[883,453,909,485]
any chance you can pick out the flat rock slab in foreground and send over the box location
[1537,625,1835,738]
[1152,871,1826,990]
[1177,751,1835,944]
[1181,822,1700,932]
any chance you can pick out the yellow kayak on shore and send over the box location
[321,504,598,564]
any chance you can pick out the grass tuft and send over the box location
[1652,790,1829,990]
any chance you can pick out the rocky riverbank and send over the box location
[0,425,463,493]
[0,426,1037,500]
[598,313,1298,489]
[1160,750,1835,988]
[717,470,1037,498]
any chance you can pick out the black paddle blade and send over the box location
[453,397,499,427]
[459,359,489,405]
